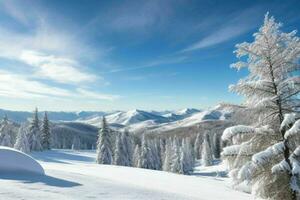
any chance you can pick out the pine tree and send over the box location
[96,117,113,164]
[223,13,300,199]
[41,112,51,150]
[162,139,172,172]
[149,139,161,170]
[114,133,127,166]
[194,133,202,159]
[0,115,13,147]
[28,108,42,151]
[140,135,152,169]
[121,129,133,166]
[171,137,181,173]
[133,144,141,167]
[72,136,81,150]
[14,124,30,153]
[213,133,221,159]
[180,138,195,174]
[201,133,213,166]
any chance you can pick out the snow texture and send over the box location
[284,119,300,139]
[281,113,296,130]
[0,149,250,200]
[222,125,255,141]
[252,142,285,166]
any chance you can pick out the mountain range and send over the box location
[0,104,238,133]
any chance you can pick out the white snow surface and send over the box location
[0,146,44,175]
[0,149,250,200]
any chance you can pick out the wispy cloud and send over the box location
[181,7,262,52]
[0,70,120,101]
[20,50,97,84]
[106,56,187,73]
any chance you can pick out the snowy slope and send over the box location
[0,149,250,200]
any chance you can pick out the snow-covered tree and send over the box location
[133,144,141,167]
[194,133,202,159]
[14,124,30,153]
[140,135,152,169]
[114,133,127,166]
[213,133,221,159]
[0,115,13,147]
[72,136,81,150]
[149,139,161,170]
[201,133,213,166]
[159,139,166,162]
[223,13,300,199]
[41,112,51,150]
[180,138,195,174]
[162,139,172,172]
[121,129,133,166]
[171,137,181,173]
[28,108,42,151]
[96,117,113,164]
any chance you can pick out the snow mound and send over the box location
[0,146,44,175]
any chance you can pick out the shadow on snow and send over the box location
[0,172,82,188]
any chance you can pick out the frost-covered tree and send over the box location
[121,129,133,166]
[41,112,51,150]
[149,139,161,170]
[180,138,195,174]
[133,144,141,167]
[0,115,13,147]
[194,133,202,159]
[213,133,221,159]
[201,133,213,166]
[114,133,127,166]
[28,108,42,151]
[162,139,172,172]
[140,135,152,169]
[159,139,166,162]
[96,117,113,164]
[223,13,300,199]
[14,124,30,153]
[171,137,181,173]
[72,136,81,150]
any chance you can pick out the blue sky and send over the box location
[0,0,299,111]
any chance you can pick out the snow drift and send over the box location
[0,146,44,175]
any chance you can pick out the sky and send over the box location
[0,0,299,111]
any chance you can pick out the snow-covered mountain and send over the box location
[0,104,241,133]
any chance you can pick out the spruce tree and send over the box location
[0,115,13,147]
[213,133,221,159]
[28,108,42,151]
[133,144,141,167]
[14,124,30,153]
[41,112,51,150]
[121,129,133,166]
[162,139,172,172]
[114,133,127,166]
[171,137,181,173]
[96,117,113,164]
[201,133,213,166]
[194,133,202,159]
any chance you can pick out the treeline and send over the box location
[0,108,51,153]
[96,117,221,175]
